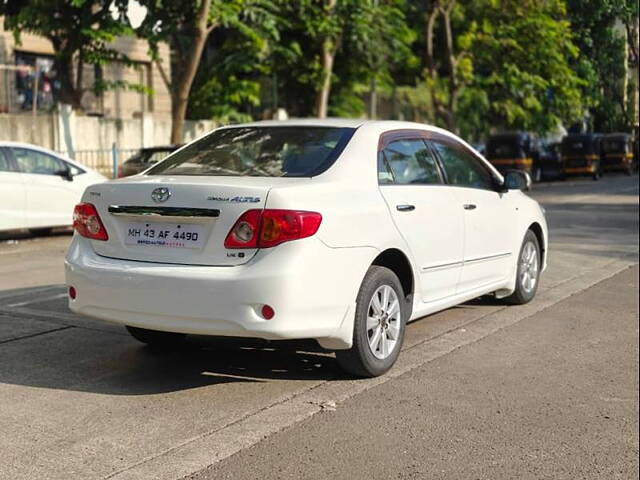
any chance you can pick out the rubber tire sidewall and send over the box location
[504,230,541,305]
[335,266,408,378]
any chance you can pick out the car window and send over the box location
[0,149,12,172]
[62,160,85,176]
[12,148,63,175]
[431,141,494,190]
[148,150,172,164]
[148,127,355,177]
[380,138,442,185]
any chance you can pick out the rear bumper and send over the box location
[65,236,376,348]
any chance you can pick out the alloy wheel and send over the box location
[366,285,401,359]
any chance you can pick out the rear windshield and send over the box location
[147,126,355,177]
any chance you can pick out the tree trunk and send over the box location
[170,0,213,144]
[425,5,441,124]
[440,2,458,133]
[315,0,337,118]
[315,40,336,118]
[52,40,83,110]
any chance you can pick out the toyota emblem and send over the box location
[151,187,171,203]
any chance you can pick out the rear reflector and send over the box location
[68,286,77,299]
[73,203,109,241]
[225,209,322,249]
[261,305,275,319]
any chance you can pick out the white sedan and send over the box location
[65,120,547,377]
[0,142,107,233]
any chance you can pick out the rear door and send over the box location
[430,139,516,292]
[377,133,464,303]
[0,148,26,231]
[9,147,81,228]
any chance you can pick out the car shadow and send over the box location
[0,318,346,395]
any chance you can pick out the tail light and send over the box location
[225,209,322,249]
[73,203,109,241]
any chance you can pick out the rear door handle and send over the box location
[396,204,415,212]
[463,204,477,210]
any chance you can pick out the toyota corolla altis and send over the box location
[65,119,547,377]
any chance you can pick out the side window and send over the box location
[431,141,494,190]
[379,138,442,185]
[0,149,12,172]
[12,148,63,175]
[62,160,85,176]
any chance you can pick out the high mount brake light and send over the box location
[73,203,109,241]
[224,209,322,249]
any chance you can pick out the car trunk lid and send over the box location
[85,176,273,266]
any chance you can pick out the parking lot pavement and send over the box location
[194,264,639,480]
[0,174,637,480]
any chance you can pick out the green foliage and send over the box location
[466,0,585,136]
[566,0,639,132]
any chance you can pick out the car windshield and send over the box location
[147,126,356,177]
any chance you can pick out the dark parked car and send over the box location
[561,133,603,181]
[118,145,182,178]
[601,133,635,175]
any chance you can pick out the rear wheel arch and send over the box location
[370,248,415,305]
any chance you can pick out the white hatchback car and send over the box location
[65,120,547,377]
[0,142,107,233]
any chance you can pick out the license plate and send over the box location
[124,222,205,249]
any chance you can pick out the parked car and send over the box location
[560,133,604,180]
[118,145,182,178]
[601,133,635,175]
[0,142,107,233]
[65,120,548,377]
[485,132,542,180]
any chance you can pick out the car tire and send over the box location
[504,230,541,305]
[126,326,186,348]
[335,266,407,378]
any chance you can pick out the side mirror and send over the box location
[503,170,531,191]
[55,168,73,182]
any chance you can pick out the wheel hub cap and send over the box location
[366,285,401,360]
[519,241,539,293]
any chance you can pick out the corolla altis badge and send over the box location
[207,195,261,203]
[151,187,171,203]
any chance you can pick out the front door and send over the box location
[430,140,516,292]
[378,134,464,303]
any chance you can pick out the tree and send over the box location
[136,0,276,142]
[567,0,639,131]
[0,0,132,109]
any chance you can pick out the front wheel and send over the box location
[335,266,407,377]
[126,325,186,348]
[504,230,541,305]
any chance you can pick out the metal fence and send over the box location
[58,147,139,178]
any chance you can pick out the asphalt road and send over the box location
[0,174,637,480]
